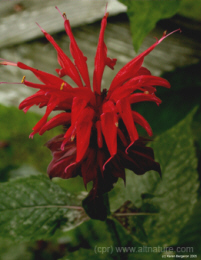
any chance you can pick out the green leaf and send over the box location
[143,109,199,245]
[110,108,199,246]
[119,0,181,52]
[57,218,141,260]
[179,0,201,21]
[0,104,60,181]
[0,175,85,241]
[0,239,32,260]
[112,200,155,244]
[177,197,201,256]
[52,176,89,194]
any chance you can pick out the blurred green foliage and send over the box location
[179,0,201,21]
[0,175,84,242]
[0,105,60,181]
[119,0,181,52]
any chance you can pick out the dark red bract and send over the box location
[0,7,179,193]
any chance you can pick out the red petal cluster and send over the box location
[0,8,179,193]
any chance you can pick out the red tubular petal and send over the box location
[72,87,95,105]
[109,55,144,94]
[23,81,76,107]
[62,97,89,150]
[109,75,170,101]
[23,105,32,113]
[17,62,70,88]
[39,112,71,135]
[136,67,151,76]
[108,68,152,100]
[140,86,157,94]
[19,90,48,110]
[32,96,59,135]
[106,57,117,69]
[143,75,170,88]
[124,75,170,89]
[37,25,84,88]
[93,15,117,94]
[76,108,95,162]
[101,111,117,157]
[132,111,153,136]
[55,99,72,111]
[63,125,75,145]
[102,100,116,113]
[129,93,162,105]
[109,30,179,94]
[116,98,139,144]
[55,68,66,77]
[101,101,118,156]
[64,20,91,89]
[71,97,87,125]
[109,83,140,102]
[23,80,50,91]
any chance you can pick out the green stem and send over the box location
[106,218,125,260]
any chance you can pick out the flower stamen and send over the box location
[63,12,67,19]
[21,76,26,83]
[60,82,65,90]
[0,60,17,66]
[55,6,66,21]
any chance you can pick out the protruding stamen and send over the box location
[105,2,108,16]
[0,60,17,66]
[60,82,65,90]
[0,58,14,62]
[103,155,114,171]
[125,141,135,154]
[64,162,76,174]
[158,28,182,44]
[36,22,45,33]
[55,6,66,21]
[115,121,118,127]
[163,30,167,36]
[63,12,67,19]
[144,91,149,95]
[21,76,26,83]
[71,135,75,142]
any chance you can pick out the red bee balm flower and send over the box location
[0,7,179,194]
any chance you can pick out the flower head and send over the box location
[0,7,180,194]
